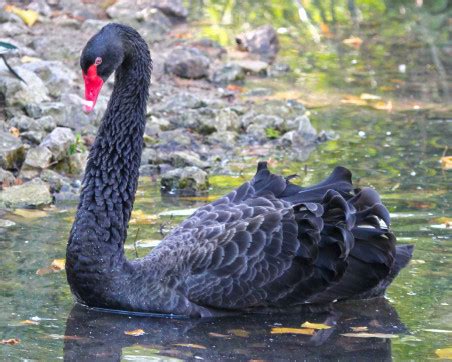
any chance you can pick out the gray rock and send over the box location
[21,131,45,144]
[242,113,284,129]
[0,179,52,208]
[210,64,245,84]
[40,127,75,161]
[169,151,210,169]
[0,168,15,188]
[150,0,188,18]
[23,146,53,169]
[9,115,33,131]
[81,19,110,33]
[0,131,25,170]
[139,164,160,176]
[210,108,241,132]
[157,92,206,112]
[246,124,267,142]
[9,115,56,133]
[165,47,210,79]
[22,60,76,98]
[0,66,50,108]
[40,169,71,193]
[280,116,318,148]
[158,129,193,147]
[0,219,15,228]
[65,152,88,175]
[236,25,279,62]
[161,166,209,194]
[190,38,226,59]
[141,148,159,165]
[235,60,269,74]
[207,131,238,146]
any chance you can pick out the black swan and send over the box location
[66,24,413,317]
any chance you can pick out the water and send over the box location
[1,1,451,360]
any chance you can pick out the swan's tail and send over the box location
[251,162,414,303]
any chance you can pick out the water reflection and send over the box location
[64,298,406,361]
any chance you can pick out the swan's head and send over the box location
[80,24,124,112]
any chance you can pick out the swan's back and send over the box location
[149,162,413,312]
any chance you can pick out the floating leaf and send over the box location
[228,329,250,337]
[129,210,159,225]
[4,5,39,27]
[301,321,332,330]
[1,338,20,345]
[440,156,452,170]
[351,326,369,332]
[341,333,398,338]
[124,329,145,336]
[159,208,198,217]
[13,209,48,219]
[19,320,39,326]
[271,327,315,335]
[208,332,229,338]
[36,259,65,276]
[423,329,452,334]
[342,36,363,49]
[360,93,381,101]
[174,343,206,349]
[435,347,452,359]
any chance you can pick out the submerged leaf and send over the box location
[124,329,145,336]
[174,343,207,349]
[342,36,363,49]
[1,338,20,345]
[440,156,452,170]
[435,347,452,359]
[13,209,48,219]
[341,333,398,339]
[350,326,369,332]
[36,259,65,276]
[301,321,332,330]
[271,327,315,335]
[19,320,39,326]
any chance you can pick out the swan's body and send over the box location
[66,24,413,317]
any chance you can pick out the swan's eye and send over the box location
[95,57,102,66]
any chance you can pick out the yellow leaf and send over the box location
[129,210,159,225]
[208,332,229,338]
[4,5,39,27]
[36,259,65,276]
[227,329,250,337]
[1,338,20,345]
[341,333,398,338]
[343,36,363,49]
[19,320,39,325]
[360,93,381,101]
[20,56,42,63]
[13,209,48,219]
[351,326,369,332]
[440,156,452,170]
[301,321,332,330]
[9,127,20,137]
[436,347,452,359]
[271,327,315,335]
[174,343,206,349]
[124,329,145,336]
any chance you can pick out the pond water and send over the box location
[1,1,451,361]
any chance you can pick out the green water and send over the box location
[1,0,451,360]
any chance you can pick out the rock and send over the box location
[236,25,279,62]
[0,131,25,170]
[0,168,16,189]
[211,108,241,132]
[157,92,206,112]
[141,148,159,165]
[235,60,269,74]
[139,164,160,176]
[158,129,194,147]
[40,127,75,161]
[190,39,226,59]
[246,124,267,142]
[0,219,15,228]
[243,87,273,97]
[169,151,210,169]
[21,131,45,144]
[280,116,318,148]
[165,47,210,79]
[40,169,71,193]
[10,115,56,133]
[295,115,317,141]
[150,0,188,18]
[268,63,291,76]
[0,66,50,108]
[22,60,76,98]
[65,152,88,175]
[0,179,52,208]
[23,146,53,169]
[207,131,238,147]
[242,113,284,129]
[161,166,208,194]
[210,64,245,84]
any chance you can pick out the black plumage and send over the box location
[66,24,413,317]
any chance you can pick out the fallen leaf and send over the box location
[20,55,41,63]
[4,5,39,27]
[36,259,65,276]
[9,127,20,137]
[159,208,197,217]
[360,93,381,101]
[350,326,369,332]
[435,347,452,359]
[301,321,332,330]
[13,209,48,219]
[20,320,39,325]
[320,22,333,38]
[129,210,159,225]
[208,332,229,338]
[225,84,244,93]
[228,329,250,337]
[271,327,315,335]
[1,338,20,345]
[423,329,452,334]
[341,333,398,338]
[440,156,452,170]
[410,259,426,265]
[124,329,145,336]
[174,343,206,349]
[343,36,363,49]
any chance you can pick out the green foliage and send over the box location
[265,127,281,139]
[67,133,86,156]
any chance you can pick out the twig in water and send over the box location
[133,227,140,258]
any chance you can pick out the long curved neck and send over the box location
[67,29,151,304]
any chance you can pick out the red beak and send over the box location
[82,64,104,113]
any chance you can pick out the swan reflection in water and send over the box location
[64,298,406,361]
